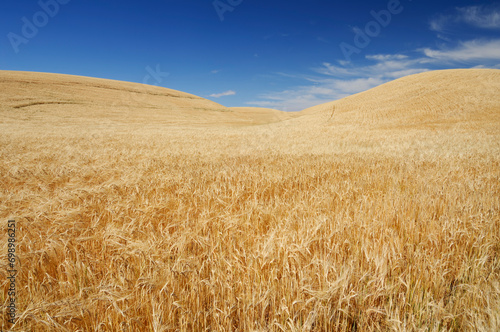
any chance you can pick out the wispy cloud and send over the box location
[458,6,500,29]
[430,5,500,32]
[315,55,425,79]
[429,15,451,33]
[472,64,500,70]
[210,90,236,98]
[316,36,331,44]
[365,54,408,61]
[422,39,500,62]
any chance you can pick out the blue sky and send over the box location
[1,0,499,111]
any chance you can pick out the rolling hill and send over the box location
[298,69,500,131]
[0,70,283,128]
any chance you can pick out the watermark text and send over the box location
[340,0,411,61]
[6,220,17,326]
[8,0,71,53]
[213,0,243,22]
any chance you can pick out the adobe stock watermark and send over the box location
[7,0,71,54]
[112,64,170,109]
[213,0,243,22]
[5,220,17,327]
[340,0,412,61]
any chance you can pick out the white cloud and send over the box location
[429,15,450,33]
[314,55,426,79]
[211,70,220,74]
[247,77,386,112]
[315,62,357,77]
[422,39,500,61]
[331,77,385,94]
[210,90,236,98]
[430,5,500,32]
[458,6,500,29]
[365,54,408,61]
[436,34,453,42]
[472,64,500,69]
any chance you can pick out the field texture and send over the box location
[1,69,499,331]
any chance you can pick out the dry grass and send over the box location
[0,69,499,331]
[0,71,293,128]
[301,69,500,132]
[228,107,296,125]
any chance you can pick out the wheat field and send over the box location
[1,69,499,331]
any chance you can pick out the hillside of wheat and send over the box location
[1,69,499,331]
[0,71,284,128]
[300,69,500,129]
